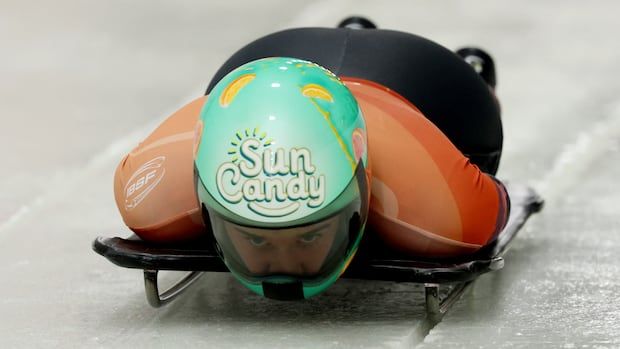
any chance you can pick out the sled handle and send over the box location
[143,270,204,307]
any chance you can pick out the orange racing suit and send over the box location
[114,78,509,258]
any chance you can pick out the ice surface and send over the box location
[419,147,620,348]
[416,1,620,347]
[2,0,619,348]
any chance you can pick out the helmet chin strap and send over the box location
[262,280,305,300]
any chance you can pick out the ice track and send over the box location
[1,1,619,348]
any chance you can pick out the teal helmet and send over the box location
[194,57,370,300]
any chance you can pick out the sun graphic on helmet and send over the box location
[226,127,273,164]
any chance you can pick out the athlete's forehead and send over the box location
[225,215,338,237]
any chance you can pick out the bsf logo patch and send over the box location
[124,156,166,210]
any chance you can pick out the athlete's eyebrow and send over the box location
[297,223,330,238]
[235,227,264,239]
[234,223,330,238]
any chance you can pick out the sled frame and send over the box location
[94,183,543,316]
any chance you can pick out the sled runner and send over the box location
[93,183,543,316]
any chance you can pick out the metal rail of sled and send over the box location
[93,183,543,316]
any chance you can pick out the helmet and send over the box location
[194,57,370,300]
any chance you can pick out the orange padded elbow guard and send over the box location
[113,97,207,243]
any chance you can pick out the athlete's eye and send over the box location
[299,232,322,244]
[247,236,267,247]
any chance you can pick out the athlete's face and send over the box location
[224,216,339,276]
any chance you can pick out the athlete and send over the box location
[113,21,509,299]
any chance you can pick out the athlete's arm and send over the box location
[113,97,206,242]
[345,78,509,257]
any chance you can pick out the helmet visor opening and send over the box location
[208,195,362,285]
[222,214,341,276]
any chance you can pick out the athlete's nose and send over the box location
[267,249,304,275]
